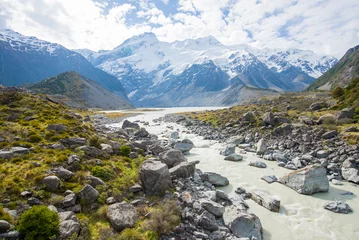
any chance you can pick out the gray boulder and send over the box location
[86,175,106,188]
[318,114,336,124]
[279,165,329,195]
[0,220,10,234]
[262,112,274,126]
[78,184,99,204]
[249,161,267,168]
[59,220,80,240]
[100,144,113,154]
[62,194,77,208]
[337,108,354,120]
[43,176,60,192]
[224,154,243,162]
[341,158,359,183]
[322,130,337,139]
[159,149,187,168]
[60,138,86,148]
[169,160,199,179]
[261,175,278,184]
[316,150,329,158]
[223,206,262,240]
[256,138,267,155]
[140,160,171,196]
[106,202,138,232]
[250,190,280,212]
[200,199,225,217]
[220,144,236,156]
[197,211,219,232]
[310,102,324,111]
[324,201,353,214]
[122,120,140,130]
[200,172,229,187]
[55,167,74,181]
[77,146,102,158]
[242,111,256,123]
[174,139,194,153]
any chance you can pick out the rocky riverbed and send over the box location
[106,107,359,240]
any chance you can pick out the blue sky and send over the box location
[0,0,358,58]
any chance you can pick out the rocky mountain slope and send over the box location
[28,72,134,109]
[307,45,359,91]
[75,33,337,107]
[0,29,130,102]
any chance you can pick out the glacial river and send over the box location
[106,107,359,240]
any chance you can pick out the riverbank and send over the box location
[108,107,359,240]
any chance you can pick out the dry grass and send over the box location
[103,112,128,119]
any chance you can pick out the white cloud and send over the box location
[0,0,358,57]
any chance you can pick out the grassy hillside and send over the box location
[308,45,359,90]
[28,72,134,110]
[0,89,175,239]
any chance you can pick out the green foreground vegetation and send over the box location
[0,91,180,239]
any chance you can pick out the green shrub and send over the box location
[28,134,42,143]
[0,92,23,105]
[0,206,13,223]
[119,145,131,157]
[89,136,101,148]
[18,205,59,240]
[144,199,181,236]
[332,86,344,99]
[115,228,144,240]
[91,166,115,182]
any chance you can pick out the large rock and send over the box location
[86,175,106,188]
[337,108,354,120]
[62,194,77,208]
[169,160,199,179]
[78,184,99,204]
[220,144,235,156]
[318,114,336,124]
[322,130,337,139]
[159,149,187,168]
[200,172,229,187]
[200,200,225,217]
[122,120,140,130]
[262,112,274,126]
[43,176,60,192]
[55,167,74,181]
[224,154,243,162]
[174,139,194,153]
[106,202,138,232]
[341,158,359,183]
[76,146,102,158]
[273,123,292,136]
[324,201,353,214]
[223,206,262,240]
[256,138,267,155]
[250,190,280,212]
[60,138,86,148]
[309,102,324,111]
[59,220,80,240]
[0,220,10,234]
[140,160,171,196]
[196,211,219,232]
[279,165,329,195]
[242,111,256,123]
[249,161,267,168]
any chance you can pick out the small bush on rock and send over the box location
[119,146,131,157]
[18,205,59,240]
[91,166,115,182]
[144,199,181,236]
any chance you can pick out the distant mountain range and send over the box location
[74,32,337,106]
[307,45,359,91]
[0,29,339,107]
[0,29,130,104]
[28,72,134,110]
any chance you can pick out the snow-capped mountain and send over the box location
[75,33,337,106]
[0,29,129,102]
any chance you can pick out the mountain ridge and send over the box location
[307,45,359,91]
[74,33,337,106]
[0,29,131,103]
[27,71,134,110]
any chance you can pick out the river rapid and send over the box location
[106,107,359,240]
